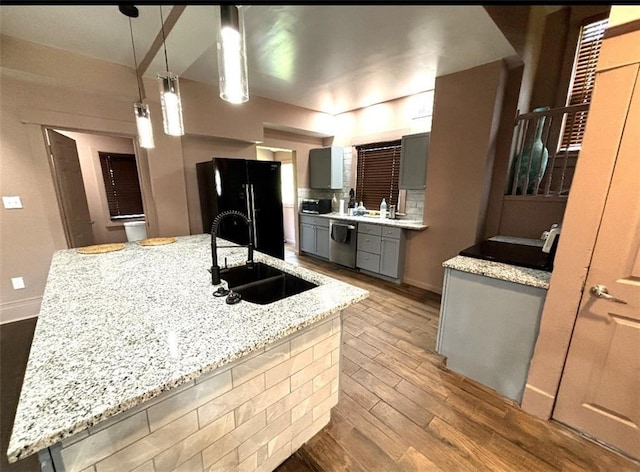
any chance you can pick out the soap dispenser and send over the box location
[380,198,387,219]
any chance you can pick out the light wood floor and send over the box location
[277,248,640,472]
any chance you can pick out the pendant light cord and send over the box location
[160,6,169,73]
[128,17,143,101]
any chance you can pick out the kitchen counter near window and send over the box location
[301,212,428,231]
[8,235,368,470]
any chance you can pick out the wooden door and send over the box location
[46,129,95,248]
[552,67,640,459]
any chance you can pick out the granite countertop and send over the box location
[301,212,428,231]
[443,255,551,289]
[8,235,369,462]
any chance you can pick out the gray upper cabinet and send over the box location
[399,132,430,189]
[309,147,343,189]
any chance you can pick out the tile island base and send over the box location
[40,313,342,472]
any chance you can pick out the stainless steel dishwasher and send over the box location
[329,220,357,268]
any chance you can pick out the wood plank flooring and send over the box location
[277,249,640,472]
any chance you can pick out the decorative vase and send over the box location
[513,106,550,195]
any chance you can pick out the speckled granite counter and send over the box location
[8,234,369,463]
[443,255,551,289]
[302,212,428,231]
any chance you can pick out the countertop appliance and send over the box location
[301,198,332,214]
[459,237,558,272]
[197,158,284,259]
[329,220,357,268]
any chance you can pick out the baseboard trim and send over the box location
[1,297,41,324]
[403,276,442,294]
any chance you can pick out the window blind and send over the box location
[355,140,401,210]
[98,152,144,218]
[561,15,608,150]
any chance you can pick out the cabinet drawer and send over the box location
[358,234,381,254]
[299,214,317,225]
[357,251,380,273]
[314,217,330,228]
[381,226,402,239]
[300,215,329,227]
[358,223,382,236]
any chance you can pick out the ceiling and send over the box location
[0,5,516,115]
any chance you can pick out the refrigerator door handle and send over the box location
[249,184,258,247]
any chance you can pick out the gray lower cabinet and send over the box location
[356,222,406,283]
[300,223,316,254]
[299,215,330,259]
[436,268,546,403]
[316,226,329,259]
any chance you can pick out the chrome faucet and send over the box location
[210,210,254,285]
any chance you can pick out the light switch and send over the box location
[3,196,23,209]
[11,277,25,290]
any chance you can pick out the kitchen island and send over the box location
[436,254,550,403]
[8,235,368,472]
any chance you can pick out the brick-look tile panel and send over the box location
[48,312,342,472]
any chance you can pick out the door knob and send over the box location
[589,285,627,304]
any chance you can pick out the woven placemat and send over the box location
[77,243,125,254]
[137,237,177,246]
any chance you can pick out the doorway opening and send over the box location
[43,128,146,248]
[256,146,296,246]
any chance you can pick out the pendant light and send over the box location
[157,5,184,136]
[217,5,249,104]
[120,5,154,149]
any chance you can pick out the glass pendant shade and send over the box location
[134,102,154,149]
[158,73,184,136]
[217,5,249,104]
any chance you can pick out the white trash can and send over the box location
[123,221,147,242]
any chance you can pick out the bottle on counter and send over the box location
[380,198,387,219]
[348,188,356,208]
[357,201,366,216]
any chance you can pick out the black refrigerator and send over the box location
[196,158,285,259]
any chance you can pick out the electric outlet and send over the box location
[11,277,25,290]
[2,196,23,209]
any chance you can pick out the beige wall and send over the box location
[56,131,137,244]
[403,61,507,293]
[498,197,566,238]
[256,148,274,161]
[333,91,433,147]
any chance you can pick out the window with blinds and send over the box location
[355,140,401,210]
[561,15,608,150]
[98,152,145,219]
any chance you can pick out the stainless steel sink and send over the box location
[220,262,318,305]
